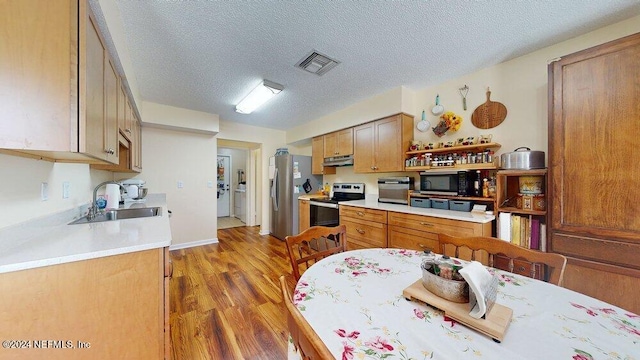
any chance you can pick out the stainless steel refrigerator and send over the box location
[270,154,321,240]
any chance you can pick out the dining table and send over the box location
[288,248,639,359]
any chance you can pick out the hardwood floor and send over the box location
[169,226,295,360]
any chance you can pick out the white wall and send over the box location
[130,126,217,246]
[0,154,113,229]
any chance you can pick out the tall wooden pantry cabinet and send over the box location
[548,32,640,314]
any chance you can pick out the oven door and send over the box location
[309,201,340,227]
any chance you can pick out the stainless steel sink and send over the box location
[69,207,162,225]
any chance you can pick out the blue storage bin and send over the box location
[410,198,431,208]
[449,200,473,212]
[430,198,449,210]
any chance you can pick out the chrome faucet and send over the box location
[88,181,126,220]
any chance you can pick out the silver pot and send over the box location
[500,147,545,169]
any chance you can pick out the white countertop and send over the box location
[339,197,495,224]
[0,194,172,274]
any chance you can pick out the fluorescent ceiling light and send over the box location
[235,80,283,114]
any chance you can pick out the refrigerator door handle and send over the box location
[271,168,279,211]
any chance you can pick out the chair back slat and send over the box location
[438,234,567,286]
[285,225,347,280]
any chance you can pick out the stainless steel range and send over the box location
[309,183,365,227]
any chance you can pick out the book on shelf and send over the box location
[511,214,521,246]
[530,218,540,250]
[498,212,511,242]
[499,212,545,250]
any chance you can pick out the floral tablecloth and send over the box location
[288,248,639,359]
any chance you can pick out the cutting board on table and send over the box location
[471,89,507,129]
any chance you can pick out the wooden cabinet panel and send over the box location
[104,57,119,164]
[83,12,107,161]
[340,205,387,223]
[0,248,167,360]
[353,122,375,173]
[0,0,75,151]
[549,32,640,311]
[388,225,439,251]
[118,84,132,140]
[323,128,353,157]
[312,135,335,175]
[299,199,310,233]
[353,113,413,173]
[341,217,387,249]
[563,258,640,314]
[0,0,138,166]
[388,211,491,237]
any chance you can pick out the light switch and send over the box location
[41,182,49,201]
[177,181,184,189]
[207,181,213,188]
[62,181,70,199]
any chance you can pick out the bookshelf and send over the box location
[496,169,548,251]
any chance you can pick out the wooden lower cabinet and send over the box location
[0,248,169,360]
[563,258,640,314]
[340,206,493,256]
[299,199,310,233]
[388,211,492,260]
[340,205,388,250]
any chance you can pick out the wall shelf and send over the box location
[406,142,501,156]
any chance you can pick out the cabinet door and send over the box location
[131,115,142,172]
[0,0,75,151]
[374,115,403,172]
[104,57,119,164]
[323,132,338,158]
[83,12,107,160]
[312,136,334,175]
[336,128,354,156]
[118,84,133,140]
[299,200,310,232]
[353,122,375,173]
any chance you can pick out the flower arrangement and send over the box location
[432,111,462,137]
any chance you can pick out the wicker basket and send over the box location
[421,268,469,303]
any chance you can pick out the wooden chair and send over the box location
[279,275,334,360]
[438,234,567,286]
[285,225,347,280]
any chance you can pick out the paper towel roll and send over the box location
[105,184,120,210]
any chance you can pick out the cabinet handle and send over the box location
[419,222,434,227]
[356,228,365,234]
[370,166,375,170]
[356,211,365,216]
[105,148,115,155]
[125,128,132,133]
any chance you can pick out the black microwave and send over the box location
[419,171,473,196]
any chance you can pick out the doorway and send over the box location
[217,155,231,217]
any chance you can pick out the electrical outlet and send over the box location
[207,181,213,188]
[41,182,49,201]
[177,181,184,189]
[62,181,70,199]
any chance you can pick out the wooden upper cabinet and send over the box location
[353,113,413,173]
[0,0,130,166]
[323,128,354,158]
[312,135,335,175]
[548,32,640,313]
[103,57,119,164]
[118,84,132,141]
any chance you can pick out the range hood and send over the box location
[322,155,354,167]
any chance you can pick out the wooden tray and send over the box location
[403,280,512,342]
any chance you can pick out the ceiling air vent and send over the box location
[295,50,340,76]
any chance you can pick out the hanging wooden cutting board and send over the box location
[471,88,507,129]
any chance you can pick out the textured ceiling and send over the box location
[106,0,640,131]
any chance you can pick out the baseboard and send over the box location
[169,238,219,251]
[259,228,270,236]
